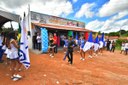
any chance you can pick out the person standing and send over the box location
[53,33,58,53]
[120,41,125,54]
[36,33,41,51]
[8,31,22,81]
[80,36,86,60]
[110,41,116,52]
[48,34,55,58]
[66,36,76,64]
[106,39,111,51]
[32,32,37,49]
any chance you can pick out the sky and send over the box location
[0,0,128,33]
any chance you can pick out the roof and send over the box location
[0,9,20,28]
[32,23,91,32]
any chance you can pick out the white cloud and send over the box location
[0,0,73,17]
[75,3,95,18]
[86,11,128,33]
[0,0,73,28]
[73,0,78,3]
[86,20,104,32]
[98,0,128,17]
[111,10,128,20]
[101,19,128,33]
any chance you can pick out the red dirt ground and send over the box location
[0,50,128,85]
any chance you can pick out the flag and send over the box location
[99,33,104,42]
[17,23,21,42]
[94,32,98,38]
[68,31,73,37]
[94,36,99,44]
[84,32,88,41]
[94,36,99,52]
[99,33,104,48]
[83,32,94,52]
[88,32,93,42]
[19,13,30,69]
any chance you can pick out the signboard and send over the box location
[31,11,85,28]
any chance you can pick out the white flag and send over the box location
[19,15,30,69]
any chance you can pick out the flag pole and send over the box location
[28,4,33,49]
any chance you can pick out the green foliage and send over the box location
[108,32,120,36]
[115,39,126,50]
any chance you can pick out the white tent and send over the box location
[0,9,20,28]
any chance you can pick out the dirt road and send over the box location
[0,50,128,85]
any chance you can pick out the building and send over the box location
[29,11,90,49]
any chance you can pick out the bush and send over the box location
[115,39,126,50]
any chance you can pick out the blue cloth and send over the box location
[88,32,93,42]
[80,39,85,48]
[64,39,68,46]
[99,33,104,42]
[94,36,99,44]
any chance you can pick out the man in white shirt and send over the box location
[36,33,41,51]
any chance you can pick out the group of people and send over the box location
[106,39,116,52]
[0,31,23,81]
[48,33,58,57]
[47,33,105,64]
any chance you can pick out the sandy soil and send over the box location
[0,50,128,85]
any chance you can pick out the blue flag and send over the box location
[99,33,104,42]
[88,32,93,42]
[94,36,99,44]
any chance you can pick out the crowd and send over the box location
[46,33,128,65]
[0,31,22,81]
[1,31,128,81]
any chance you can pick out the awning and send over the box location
[32,23,91,32]
[0,9,20,28]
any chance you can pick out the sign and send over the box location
[31,11,85,28]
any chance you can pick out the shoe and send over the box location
[51,55,54,58]
[12,77,19,81]
[50,54,52,56]
[88,55,92,58]
[18,69,22,72]
[14,74,22,79]
[11,76,19,81]
[82,58,85,61]
[80,57,83,60]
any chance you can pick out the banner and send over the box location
[19,14,30,69]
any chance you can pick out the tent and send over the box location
[0,9,20,29]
